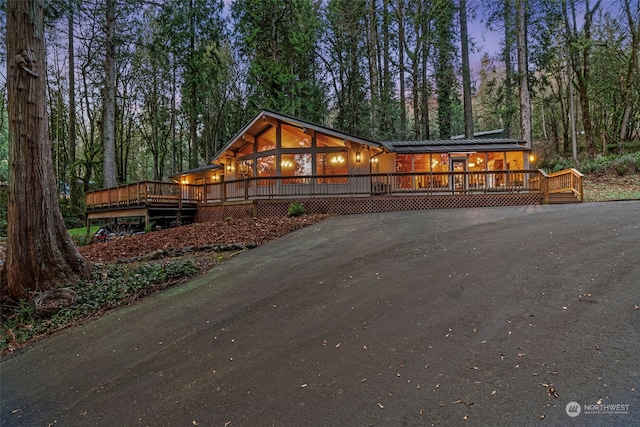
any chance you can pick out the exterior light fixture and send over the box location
[529,154,535,163]
[370,157,379,165]
[227,163,232,172]
[355,151,361,163]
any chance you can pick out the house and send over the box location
[85,110,583,226]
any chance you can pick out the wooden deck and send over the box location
[85,169,583,223]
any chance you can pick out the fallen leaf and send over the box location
[192,421,198,426]
[597,398,603,404]
[547,386,559,398]
[463,414,469,420]
[301,384,308,388]
[595,344,601,350]
[491,390,496,395]
[378,403,384,409]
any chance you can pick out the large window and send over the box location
[257,155,276,181]
[257,127,276,152]
[316,152,347,183]
[281,153,312,183]
[281,124,311,148]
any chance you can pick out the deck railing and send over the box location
[86,170,550,210]
[539,168,584,203]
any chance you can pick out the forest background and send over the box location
[0,0,639,234]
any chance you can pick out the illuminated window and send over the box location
[238,159,253,179]
[257,155,276,187]
[257,127,276,152]
[316,152,347,183]
[281,124,311,148]
[281,153,312,183]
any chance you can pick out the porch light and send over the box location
[370,157,379,165]
[355,151,361,163]
[529,154,535,163]
[227,163,232,172]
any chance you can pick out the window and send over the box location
[281,124,311,148]
[316,152,347,183]
[281,153,312,184]
[238,159,253,179]
[257,127,276,152]
[257,155,276,186]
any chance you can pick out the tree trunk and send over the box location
[397,0,407,140]
[3,0,90,300]
[68,10,79,214]
[102,0,117,187]
[516,0,531,148]
[503,0,514,138]
[460,0,473,138]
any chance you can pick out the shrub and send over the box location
[287,202,306,217]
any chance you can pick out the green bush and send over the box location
[287,202,306,217]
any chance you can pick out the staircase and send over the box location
[540,168,584,204]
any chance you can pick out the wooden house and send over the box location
[85,110,583,226]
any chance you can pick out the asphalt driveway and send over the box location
[2,201,639,426]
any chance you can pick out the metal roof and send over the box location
[383,137,529,153]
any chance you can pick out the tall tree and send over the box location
[233,0,325,123]
[68,7,80,213]
[3,0,90,299]
[563,0,603,158]
[459,0,473,138]
[618,0,640,148]
[102,0,117,186]
[516,0,531,147]
[434,0,457,138]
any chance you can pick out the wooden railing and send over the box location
[85,181,201,209]
[86,170,549,210]
[539,168,584,203]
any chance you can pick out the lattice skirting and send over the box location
[196,193,543,222]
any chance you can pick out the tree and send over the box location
[563,0,603,158]
[434,0,457,138]
[459,0,473,138]
[233,0,325,122]
[102,0,117,187]
[3,0,90,300]
[516,0,531,147]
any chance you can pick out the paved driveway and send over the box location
[2,202,639,426]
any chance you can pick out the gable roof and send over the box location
[212,110,385,163]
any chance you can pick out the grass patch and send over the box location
[0,259,198,356]
[67,226,100,246]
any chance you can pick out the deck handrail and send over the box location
[86,170,548,210]
[539,168,584,203]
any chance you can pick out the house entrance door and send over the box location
[451,158,467,193]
